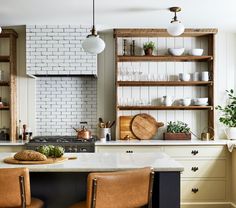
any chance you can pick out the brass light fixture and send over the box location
[167,7,185,36]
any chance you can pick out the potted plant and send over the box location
[216,89,236,139]
[143,41,155,56]
[163,121,191,140]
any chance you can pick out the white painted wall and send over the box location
[3,27,236,139]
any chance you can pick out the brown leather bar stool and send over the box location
[69,167,154,208]
[0,168,44,208]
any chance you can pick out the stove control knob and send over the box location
[80,148,87,152]
[73,147,78,152]
[68,147,72,152]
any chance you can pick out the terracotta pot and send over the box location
[144,48,153,56]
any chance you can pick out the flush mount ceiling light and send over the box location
[167,7,185,36]
[82,0,105,54]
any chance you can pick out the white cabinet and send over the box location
[96,145,163,153]
[96,144,229,208]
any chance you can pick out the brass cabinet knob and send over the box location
[191,167,199,172]
[192,188,199,193]
[191,150,199,155]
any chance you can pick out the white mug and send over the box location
[201,71,209,81]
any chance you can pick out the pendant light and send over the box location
[167,7,185,36]
[82,0,105,54]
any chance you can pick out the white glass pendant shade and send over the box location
[0,27,2,34]
[82,35,105,54]
[167,21,185,36]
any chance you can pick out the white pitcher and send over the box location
[162,96,173,106]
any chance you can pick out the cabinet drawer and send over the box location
[96,146,163,153]
[181,180,226,201]
[165,146,226,158]
[180,159,226,178]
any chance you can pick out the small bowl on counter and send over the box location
[168,48,185,56]
[189,48,204,56]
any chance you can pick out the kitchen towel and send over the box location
[227,140,236,152]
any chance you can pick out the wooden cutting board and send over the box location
[131,113,164,140]
[119,116,137,140]
[3,156,68,165]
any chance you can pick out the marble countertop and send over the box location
[0,152,184,172]
[96,139,227,146]
[0,140,26,146]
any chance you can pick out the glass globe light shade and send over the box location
[167,21,185,36]
[0,27,2,34]
[82,35,105,54]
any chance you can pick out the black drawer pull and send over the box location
[126,150,133,153]
[191,150,199,155]
[191,167,199,172]
[192,188,199,193]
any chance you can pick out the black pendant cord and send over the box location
[91,0,97,36]
[93,0,95,27]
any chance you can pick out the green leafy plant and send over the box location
[166,121,190,133]
[216,89,236,127]
[143,41,155,50]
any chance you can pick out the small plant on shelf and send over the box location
[143,41,155,56]
[216,89,236,139]
[164,121,191,140]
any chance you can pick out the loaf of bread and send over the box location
[14,150,47,161]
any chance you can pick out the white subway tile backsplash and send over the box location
[36,77,97,136]
[26,25,97,75]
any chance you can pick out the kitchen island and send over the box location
[0,152,183,208]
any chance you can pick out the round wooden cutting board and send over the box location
[131,113,164,140]
[3,156,68,165]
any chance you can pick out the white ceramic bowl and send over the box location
[192,98,208,105]
[168,48,185,56]
[180,98,191,106]
[189,48,204,56]
[179,73,191,81]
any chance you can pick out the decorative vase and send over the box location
[224,127,236,140]
[144,48,153,56]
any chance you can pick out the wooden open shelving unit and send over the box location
[117,55,213,62]
[0,29,18,141]
[117,81,213,87]
[114,28,217,138]
[118,106,213,111]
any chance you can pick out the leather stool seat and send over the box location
[68,167,154,208]
[0,168,44,208]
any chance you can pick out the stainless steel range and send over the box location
[26,136,95,152]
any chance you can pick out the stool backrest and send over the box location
[0,168,31,207]
[86,167,154,208]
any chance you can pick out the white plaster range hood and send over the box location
[26,25,98,77]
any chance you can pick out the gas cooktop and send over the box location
[29,136,96,143]
[26,136,96,153]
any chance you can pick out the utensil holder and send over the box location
[99,128,111,141]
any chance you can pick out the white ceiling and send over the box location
[0,0,235,32]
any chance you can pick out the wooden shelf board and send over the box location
[0,106,10,110]
[0,56,10,62]
[117,106,213,110]
[117,81,213,86]
[0,29,18,38]
[114,28,218,38]
[0,81,10,86]
[117,55,213,62]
